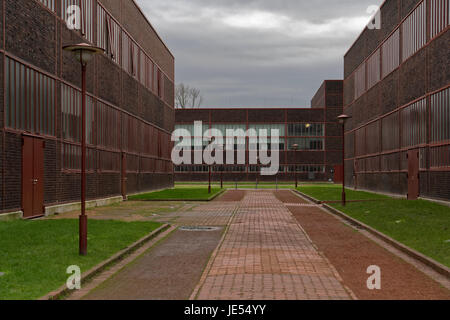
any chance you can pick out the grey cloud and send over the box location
[136,0,384,108]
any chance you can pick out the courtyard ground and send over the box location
[50,189,449,300]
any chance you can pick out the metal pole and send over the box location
[221,167,223,189]
[342,123,346,207]
[208,165,211,194]
[295,163,298,189]
[80,63,87,256]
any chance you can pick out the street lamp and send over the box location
[63,43,104,256]
[292,144,299,188]
[337,114,352,206]
[205,135,212,194]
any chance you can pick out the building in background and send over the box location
[0,0,174,219]
[343,0,449,200]
[175,80,343,183]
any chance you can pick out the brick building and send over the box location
[343,0,449,200]
[0,0,175,219]
[174,80,343,182]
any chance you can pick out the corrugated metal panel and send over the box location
[382,111,400,151]
[402,1,427,61]
[430,0,450,39]
[367,49,380,90]
[430,87,450,143]
[354,64,366,100]
[401,98,427,148]
[382,29,400,78]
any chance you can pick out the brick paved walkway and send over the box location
[192,191,353,300]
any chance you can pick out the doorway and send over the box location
[22,136,45,218]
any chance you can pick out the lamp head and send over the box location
[337,114,352,125]
[63,43,104,66]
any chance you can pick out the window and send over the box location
[99,150,120,172]
[367,49,380,89]
[62,0,94,43]
[61,83,94,143]
[39,0,55,12]
[249,124,285,137]
[354,64,366,100]
[287,124,323,137]
[430,0,449,39]
[5,57,55,136]
[61,143,95,171]
[382,111,400,151]
[382,29,400,78]
[401,98,427,148]
[355,128,366,156]
[97,4,120,64]
[140,50,147,86]
[287,138,324,151]
[430,145,450,168]
[430,87,450,143]
[402,1,427,61]
[366,121,380,155]
[122,32,131,74]
[97,101,121,150]
[157,68,164,99]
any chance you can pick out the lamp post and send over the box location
[292,144,299,188]
[63,43,104,256]
[205,135,212,194]
[337,114,352,207]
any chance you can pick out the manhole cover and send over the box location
[179,226,221,232]
[445,240,450,243]
[0,272,5,277]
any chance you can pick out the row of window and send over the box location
[61,143,173,173]
[353,0,448,100]
[175,123,325,138]
[61,83,172,159]
[174,138,324,151]
[4,57,171,168]
[5,57,56,136]
[353,87,449,166]
[42,0,169,103]
[353,145,450,172]
[175,165,326,173]
[97,4,166,100]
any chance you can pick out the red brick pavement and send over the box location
[192,191,353,300]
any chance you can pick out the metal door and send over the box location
[407,149,420,200]
[22,136,45,218]
[334,165,344,183]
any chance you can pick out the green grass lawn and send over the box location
[299,185,450,267]
[128,187,222,201]
[0,219,161,300]
[299,184,389,201]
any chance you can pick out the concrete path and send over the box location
[191,191,353,300]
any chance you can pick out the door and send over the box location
[334,165,344,183]
[121,153,127,199]
[407,149,420,200]
[22,136,45,218]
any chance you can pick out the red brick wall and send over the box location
[0,0,175,213]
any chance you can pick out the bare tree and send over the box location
[176,83,203,109]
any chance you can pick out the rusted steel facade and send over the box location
[175,80,343,182]
[344,0,449,200]
[0,0,175,217]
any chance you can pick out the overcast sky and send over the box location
[136,0,384,108]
